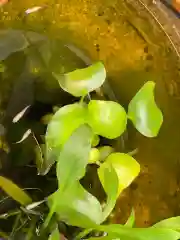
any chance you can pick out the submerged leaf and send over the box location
[45,103,87,168]
[56,124,92,191]
[49,182,102,228]
[105,153,140,195]
[128,81,163,137]
[0,29,28,60]
[88,100,127,139]
[53,62,106,96]
[0,176,32,205]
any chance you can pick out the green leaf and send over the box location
[88,148,100,164]
[88,100,127,139]
[0,176,32,206]
[91,134,100,147]
[153,217,180,231]
[45,125,92,228]
[125,209,135,227]
[128,81,163,137]
[48,182,102,228]
[98,146,114,163]
[53,62,106,97]
[49,227,60,240]
[88,237,116,240]
[96,224,180,240]
[56,124,92,191]
[0,29,29,60]
[45,103,87,169]
[98,162,119,221]
[105,153,140,195]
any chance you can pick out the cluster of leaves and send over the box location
[1,61,179,240]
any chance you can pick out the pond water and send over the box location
[0,0,180,231]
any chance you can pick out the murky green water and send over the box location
[0,0,180,229]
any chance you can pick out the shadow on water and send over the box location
[0,0,179,232]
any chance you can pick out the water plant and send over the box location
[1,62,177,240]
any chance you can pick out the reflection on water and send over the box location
[0,0,179,228]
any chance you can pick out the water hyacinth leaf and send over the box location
[49,227,60,240]
[53,62,106,96]
[56,124,92,191]
[98,162,119,221]
[96,224,180,240]
[48,182,102,228]
[88,148,100,164]
[125,209,135,227]
[105,153,140,195]
[153,216,180,231]
[88,100,127,139]
[98,146,114,163]
[128,81,163,137]
[0,176,32,205]
[45,103,87,167]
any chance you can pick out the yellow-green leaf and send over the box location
[45,103,87,172]
[53,62,106,97]
[88,100,127,139]
[0,176,32,205]
[88,148,100,164]
[105,153,140,195]
[49,227,60,240]
[128,81,163,137]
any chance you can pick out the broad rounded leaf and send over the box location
[49,182,102,228]
[56,124,93,191]
[88,100,127,139]
[45,103,87,164]
[53,62,106,96]
[128,81,163,137]
[105,153,140,195]
[0,176,32,206]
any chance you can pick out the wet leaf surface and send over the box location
[56,124,92,191]
[88,100,127,139]
[45,103,87,171]
[104,153,140,195]
[128,81,163,137]
[53,62,106,96]
[49,182,102,228]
